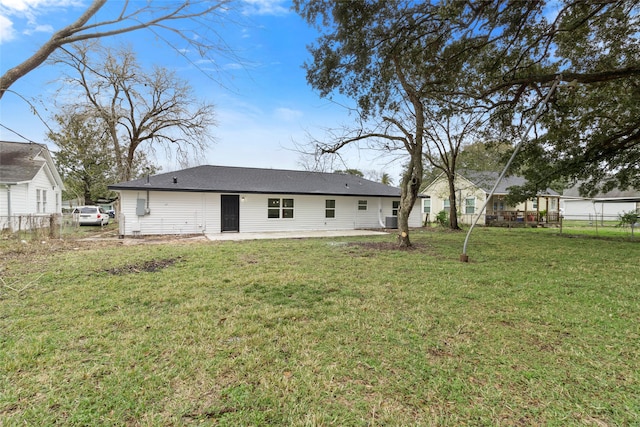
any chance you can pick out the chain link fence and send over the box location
[559,213,638,238]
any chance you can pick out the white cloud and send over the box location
[224,62,245,70]
[23,23,52,34]
[0,0,81,10]
[0,0,81,43]
[274,107,303,122]
[242,0,289,16]
[0,14,15,42]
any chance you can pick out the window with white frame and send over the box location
[268,198,280,218]
[268,198,294,218]
[443,199,450,212]
[465,197,475,214]
[325,199,336,218]
[358,200,368,211]
[532,198,538,209]
[423,197,431,214]
[43,190,47,212]
[282,198,294,218]
[36,189,41,213]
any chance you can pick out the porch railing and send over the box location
[485,210,560,225]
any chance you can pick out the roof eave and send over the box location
[108,185,401,198]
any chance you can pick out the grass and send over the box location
[1,228,639,425]
[557,219,638,239]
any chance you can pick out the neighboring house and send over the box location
[108,165,423,237]
[421,171,561,226]
[0,141,65,231]
[562,186,640,222]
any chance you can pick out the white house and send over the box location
[562,186,640,222]
[421,171,561,226]
[108,165,423,237]
[0,141,65,231]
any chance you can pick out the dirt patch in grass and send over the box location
[104,257,183,275]
[347,241,430,252]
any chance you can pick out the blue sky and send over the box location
[0,0,406,183]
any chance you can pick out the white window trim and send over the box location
[465,197,475,214]
[268,198,295,219]
[325,199,336,219]
[423,198,431,214]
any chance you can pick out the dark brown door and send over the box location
[221,195,240,232]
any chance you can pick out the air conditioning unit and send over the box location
[385,216,398,229]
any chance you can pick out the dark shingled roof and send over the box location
[463,171,559,196]
[109,165,403,197]
[563,185,640,201]
[0,141,46,184]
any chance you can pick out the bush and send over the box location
[435,210,449,227]
[617,211,639,228]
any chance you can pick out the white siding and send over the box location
[29,168,61,215]
[0,169,62,217]
[239,194,357,232]
[1,184,28,215]
[119,190,207,236]
[0,171,62,231]
[117,190,422,236]
[563,199,638,221]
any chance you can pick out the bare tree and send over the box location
[424,107,490,230]
[54,42,216,181]
[0,0,232,101]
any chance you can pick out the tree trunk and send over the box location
[398,163,422,247]
[397,207,411,247]
[447,172,461,230]
[83,187,92,205]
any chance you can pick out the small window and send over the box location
[358,200,368,211]
[532,198,538,209]
[423,198,431,214]
[465,197,475,214]
[444,199,450,212]
[36,189,41,213]
[392,200,400,216]
[42,190,47,212]
[268,198,280,218]
[283,198,294,218]
[325,199,336,218]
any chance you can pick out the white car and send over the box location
[73,206,110,226]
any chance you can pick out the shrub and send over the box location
[435,210,449,227]
[617,210,638,228]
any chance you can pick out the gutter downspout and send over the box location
[378,198,385,228]
[6,184,13,232]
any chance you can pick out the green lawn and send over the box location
[1,228,638,426]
